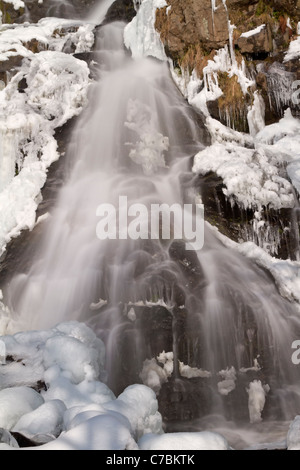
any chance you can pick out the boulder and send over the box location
[0,0,24,23]
[155,0,229,60]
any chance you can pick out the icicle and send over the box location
[221,0,236,67]
[211,0,218,32]
[247,91,265,137]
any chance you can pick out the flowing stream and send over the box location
[3,4,300,448]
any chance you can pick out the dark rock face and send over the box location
[102,0,136,25]
[237,24,273,54]
[155,0,229,60]
[0,55,24,86]
[158,377,213,424]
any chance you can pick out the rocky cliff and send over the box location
[155,0,300,130]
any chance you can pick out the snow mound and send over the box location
[193,142,293,210]
[104,384,163,439]
[139,431,231,450]
[0,321,166,450]
[13,399,66,439]
[33,414,138,450]
[0,386,44,430]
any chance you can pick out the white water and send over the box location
[3,6,300,438]
[6,21,205,330]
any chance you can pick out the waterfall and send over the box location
[3,10,300,432]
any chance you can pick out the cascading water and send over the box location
[3,7,300,449]
[43,0,76,18]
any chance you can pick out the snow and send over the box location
[63,405,105,431]
[140,352,211,393]
[2,0,25,10]
[255,108,300,147]
[139,431,231,450]
[90,299,107,311]
[217,367,236,396]
[0,18,95,62]
[247,380,270,424]
[103,385,163,440]
[140,358,170,394]
[240,358,261,374]
[287,416,300,450]
[43,335,102,384]
[13,400,66,439]
[240,24,266,38]
[193,142,294,210]
[0,0,299,453]
[284,22,300,62]
[30,414,138,450]
[0,321,165,450]
[179,363,212,379]
[124,0,167,61]
[255,111,300,195]
[0,386,44,430]
[0,21,92,256]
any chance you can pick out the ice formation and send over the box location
[247,380,270,424]
[0,18,93,256]
[0,321,165,450]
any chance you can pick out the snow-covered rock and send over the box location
[138,431,231,450]
[0,386,44,430]
[13,399,66,439]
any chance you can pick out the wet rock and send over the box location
[102,0,136,25]
[10,432,41,448]
[17,76,28,93]
[237,24,273,55]
[158,377,213,423]
[155,0,229,61]
[169,240,207,293]
[0,0,24,23]
[0,55,24,87]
